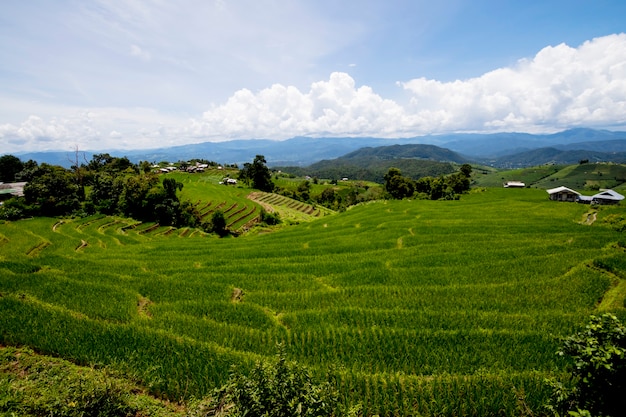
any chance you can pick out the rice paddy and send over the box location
[1,181,625,416]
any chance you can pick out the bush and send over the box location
[211,210,228,237]
[260,209,281,226]
[192,345,340,417]
[545,313,626,417]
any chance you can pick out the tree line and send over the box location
[383,163,473,200]
[0,153,214,230]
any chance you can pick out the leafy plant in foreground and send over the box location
[191,345,340,417]
[545,313,626,417]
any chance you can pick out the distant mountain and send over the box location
[12,128,626,169]
[482,147,626,168]
[440,128,626,157]
[554,139,626,152]
[339,144,468,163]
[276,144,463,182]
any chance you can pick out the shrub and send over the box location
[192,345,340,417]
[260,209,281,226]
[545,314,626,417]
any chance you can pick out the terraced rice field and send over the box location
[1,187,626,416]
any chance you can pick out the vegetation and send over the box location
[3,152,626,415]
[0,345,181,417]
[474,163,626,192]
[546,314,626,417]
[238,155,274,192]
[274,143,460,184]
[384,164,472,200]
[2,183,626,415]
[193,345,341,417]
[0,154,25,183]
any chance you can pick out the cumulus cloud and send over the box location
[187,73,406,140]
[188,34,626,138]
[2,34,626,153]
[401,33,626,132]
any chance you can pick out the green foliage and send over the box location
[260,209,281,226]
[280,157,455,184]
[0,346,179,417]
[603,213,626,232]
[23,163,82,216]
[239,155,274,192]
[383,167,415,199]
[0,198,28,220]
[546,314,626,417]
[0,154,24,182]
[211,210,228,236]
[1,188,626,415]
[196,346,340,417]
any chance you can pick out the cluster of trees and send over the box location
[0,153,212,231]
[384,164,472,200]
[238,155,274,192]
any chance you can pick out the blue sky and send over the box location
[1,0,626,153]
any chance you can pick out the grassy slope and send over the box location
[474,163,626,192]
[1,184,626,416]
[0,345,183,417]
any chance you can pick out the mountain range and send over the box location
[12,128,626,169]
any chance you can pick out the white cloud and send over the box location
[401,33,626,132]
[130,44,151,61]
[189,35,626,138]
[2,34,626,153]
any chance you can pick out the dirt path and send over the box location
[584,211,597,225]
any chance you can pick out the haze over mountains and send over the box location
[12,128,626,169]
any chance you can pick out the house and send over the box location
[0,182,27,199]
[546,186,580,202]
[503,181,525,188]
[591,189,624,205]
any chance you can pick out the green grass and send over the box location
[0,345,183,417]
[474,163,626,191]
[1,186,626,416]
[533,163,626,191]
[472,165,564,187]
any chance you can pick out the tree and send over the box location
[296,180,311,202]
[459,163,472,178]
[211,210,228,237]
[23,164,81,216]
[89,172,123,214]
[384,168,415,199]
[0,155,24,183]
[117,173,159,220]
[250,155,274,192]
[546,313,626,417]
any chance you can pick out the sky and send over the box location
[1,0,626,154]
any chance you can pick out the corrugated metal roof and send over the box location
[546,186,580,195]
[592,190,624,201]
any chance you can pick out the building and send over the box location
[0,182,27,199]
[503,181,525,188]
[546,186,580,202]
[590,189,624,205]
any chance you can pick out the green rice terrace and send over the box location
[2,174,626,415]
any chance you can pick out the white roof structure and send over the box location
[592,189,624,201]
[546,186,580,195]
[504,181,525,187]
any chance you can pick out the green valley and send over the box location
[2,166,626,416]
